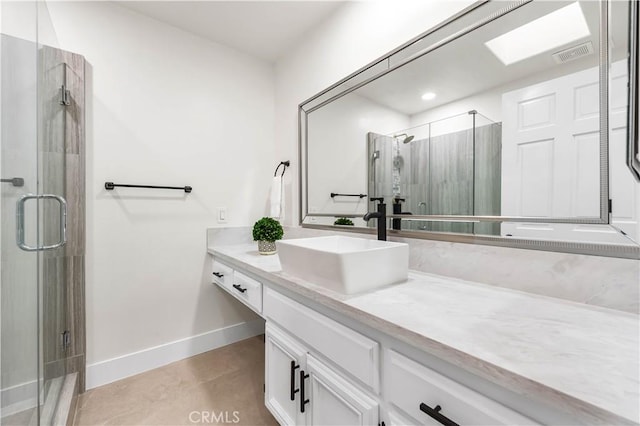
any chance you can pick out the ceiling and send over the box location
[354,0,626,117]
[116,1,345,62]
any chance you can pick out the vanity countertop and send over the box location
[208,243,640,425]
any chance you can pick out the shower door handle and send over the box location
[16,194,68,251]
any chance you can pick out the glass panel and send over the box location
[1,1,42,424]
[473,112,502,236]
[36,2,76,423]
[38,43,68,426]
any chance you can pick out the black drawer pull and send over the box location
[290,361,300,401]
[419,403,459,426]
[212,272,224,278]
[232,284,247,293]
[300,370,310,413]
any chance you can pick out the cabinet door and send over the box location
[385,409,418,426]
[305,354,378,426]
[265,324,307,426]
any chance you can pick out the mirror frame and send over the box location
[298,0,640,259]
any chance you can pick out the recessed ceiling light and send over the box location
[421,92,436,101]
[485,2,590,66]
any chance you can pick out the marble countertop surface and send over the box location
[208,244,639,425]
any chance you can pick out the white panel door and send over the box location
[265,324,307,426]
[501,62,638,243]
[305,354,378,426]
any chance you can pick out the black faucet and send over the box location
[392,197,412,230]
[363,197,386,241]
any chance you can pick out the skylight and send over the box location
[485,2,591,66]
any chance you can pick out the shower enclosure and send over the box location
[368,110,502,235]
[1,2,86,425]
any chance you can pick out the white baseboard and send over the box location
[1,379,38,418]
[86,319,265,390]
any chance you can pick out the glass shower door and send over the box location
[1,4,43,423]
[1,2,74,424]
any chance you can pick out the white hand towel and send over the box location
[270,176,284,220]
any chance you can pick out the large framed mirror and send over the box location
[299,0,640,258]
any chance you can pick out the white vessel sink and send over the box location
[277,236,409,294]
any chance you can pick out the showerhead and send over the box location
[393,133,414,144]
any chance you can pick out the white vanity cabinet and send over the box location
[263,287,379,393]
[259,286,543,426]
[211,259,263,314]
[263,287,380,426]
[207,252,595,426]
[265,323,379,426]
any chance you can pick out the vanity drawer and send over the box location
[385,350,538,425]
[211,260,233,288]
[264,287,379,392]
[231,271,263,313]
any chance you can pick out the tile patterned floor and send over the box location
[1,407,36,425]
[74,336,278,426]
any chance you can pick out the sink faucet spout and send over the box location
[363,211,381,221]
[363,198,387,241]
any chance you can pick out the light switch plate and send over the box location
[217,207,227,223]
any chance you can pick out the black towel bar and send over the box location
[331,192,367,198]
[105,182,192,193]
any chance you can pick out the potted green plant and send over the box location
[334,217,354,226]
[252,217,284,255]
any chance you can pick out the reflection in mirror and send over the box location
[302,0,640,252]
[368,111,501,235]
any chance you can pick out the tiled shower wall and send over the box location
[207,226,639,314]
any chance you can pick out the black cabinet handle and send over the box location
[232,284,247,293]
[212,272,224,278]
[300,370,310,413]
[419,403,459,426]
[290,361,300,401]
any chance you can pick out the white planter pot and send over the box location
[258,240,277,255]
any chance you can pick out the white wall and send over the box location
[46,1,274,375]
[275,0,475,225]
[307,93,408,216]
[0,1,37,42]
